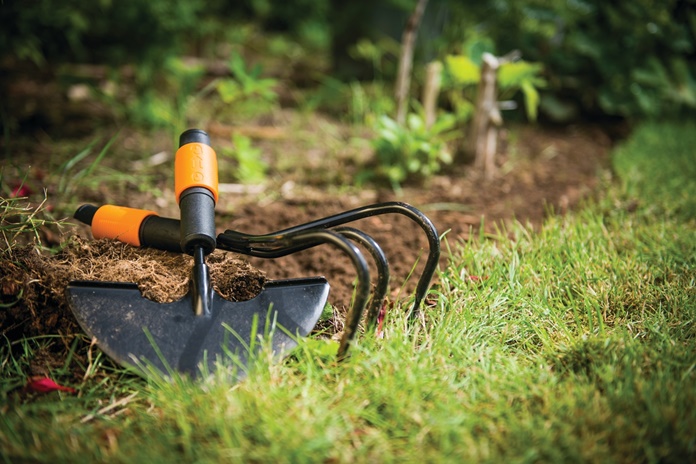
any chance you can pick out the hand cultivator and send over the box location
[67,129,439,380]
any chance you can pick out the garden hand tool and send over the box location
[70,127,441,371]
[66,130,334,379]
[73,204,380,362]
[75,199,440,360]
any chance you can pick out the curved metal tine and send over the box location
[221,228,371,360]
[222,227,389,331]
[219,201,440,319]
[333,227,389,332]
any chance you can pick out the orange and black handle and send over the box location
[175,129,219,318]
[74,129,220,257]
[74,204,181,252]
[175,129,218,256]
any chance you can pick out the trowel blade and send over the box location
[66,277,329,379]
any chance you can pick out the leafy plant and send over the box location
[365,112,455,190]
[443,49,546,122]
[216,53,278,106]
[497,60,546,121]
[221,134,268,184]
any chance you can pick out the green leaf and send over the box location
[498,61,544,89]
[445,55,480,85]
[521,80,540,121]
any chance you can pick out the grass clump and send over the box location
[1,120,695,462]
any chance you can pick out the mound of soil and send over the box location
[0,238,265,340]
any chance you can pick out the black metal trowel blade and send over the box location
[66,277,329,379]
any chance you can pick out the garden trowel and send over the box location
[66,130,330,379]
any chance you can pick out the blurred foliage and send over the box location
[216,53,278,106]
[129,58,206,132]
[221,134,268,184]
[299,78,394,125]
[349,36,402,82]
[442,0,696,120]
[1,0,694,124]
[228,0,331,49]
[0,0,205,66]
[443,46,546,122]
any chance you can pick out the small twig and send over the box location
[83,337,98,381]
[81,392,138,423]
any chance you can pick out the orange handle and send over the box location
[91,205,158,246]
[174,142,219,204]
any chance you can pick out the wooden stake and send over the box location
[469,52,501,180]
[422,61,442,129]
[395,0,429,126]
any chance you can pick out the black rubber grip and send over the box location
[74,204,98,225]
[140,216,182,252]
[179,186,216,254]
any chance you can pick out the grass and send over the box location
[0,194,61,255]
[1,120,695,462]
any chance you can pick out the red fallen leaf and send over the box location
[467,275,489,282]
[26,377,76,394]
[10,184,33,198]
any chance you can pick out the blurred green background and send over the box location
[1,0,695,137]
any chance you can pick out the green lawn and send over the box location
[2,120,695,463]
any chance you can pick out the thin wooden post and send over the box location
[395,0,429,126]
[422,61,442,129]
[469,52,501,179]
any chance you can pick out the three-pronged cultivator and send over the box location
[66,129,440,379]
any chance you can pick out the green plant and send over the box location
[54,134,118,198]
[348,81,396,125]
[365,112,455,190]
[348,36,401,82]
[47,133,158,212]
[443,46,546,122]
[497,60,545,121]
[221,134,268,184]
[216,53,278,106]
